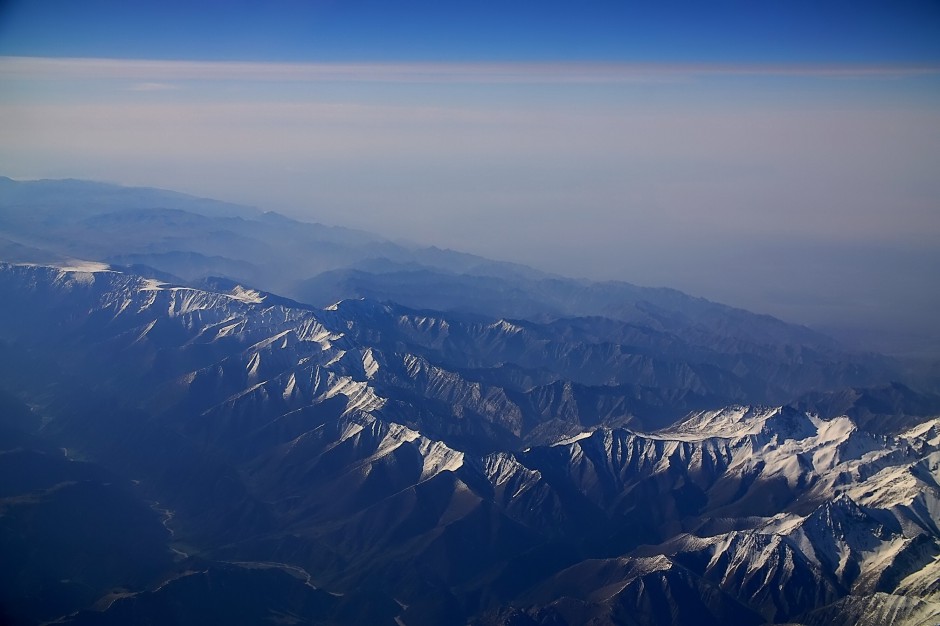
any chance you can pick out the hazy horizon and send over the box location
[1,1,939,355]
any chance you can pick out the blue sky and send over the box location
[1,1,939,353]
[2,0,940,63]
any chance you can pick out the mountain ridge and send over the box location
[0,261,937,624]
[1,174,938,624]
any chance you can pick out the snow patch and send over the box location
[362,348,380,379]
[324,376,386,414]
[229,285,264,304]
[57,260,112,273]
[552,431,596,447]
[491,319,523,334]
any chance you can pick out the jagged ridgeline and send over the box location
[0,262,938,626]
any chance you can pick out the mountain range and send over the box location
[1,178,939,625]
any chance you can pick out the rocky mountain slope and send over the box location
[0,262,937,625]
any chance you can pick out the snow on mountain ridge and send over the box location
[1,260,938,626]
[654,405,817,441]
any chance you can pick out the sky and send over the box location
[1,0,939,355]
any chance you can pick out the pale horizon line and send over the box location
[3,55,939,84]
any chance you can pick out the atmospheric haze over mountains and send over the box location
[2,135,940,626]
[2,54,939,356]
